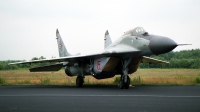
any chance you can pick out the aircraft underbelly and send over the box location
[93,57,120,74]
[128,57,142,74]
[93,57,119,79]
[102,57,120,72]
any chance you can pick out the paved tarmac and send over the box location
[0,85,200,112]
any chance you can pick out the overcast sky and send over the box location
[0,0,200,60]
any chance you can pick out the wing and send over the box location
[9,53,169,66]
[8,53,110,65]
[9,53,168,72]
[8,53,107,72]
[141,56,169,64]
[8,50,142,65]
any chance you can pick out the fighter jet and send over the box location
[9,27,186,89]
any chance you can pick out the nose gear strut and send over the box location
[119,58,132,89]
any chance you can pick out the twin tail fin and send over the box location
[56,29,71,57]
[104,30,112,49]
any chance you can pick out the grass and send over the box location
[0,69,200,86]
[40,78,51,85]
[0,77,6,84]
[196,77,200,83]
[128,69,200,85]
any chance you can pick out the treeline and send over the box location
[140,49,200,68]
[1,49,200,70]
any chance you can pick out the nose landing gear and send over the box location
[119,58,132,89]
[119,74,130,89]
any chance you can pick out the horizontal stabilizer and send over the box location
[30,63,63,72]
[142,56,169,64]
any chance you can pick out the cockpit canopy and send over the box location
[123,27,148,36]
[133,27,146,35]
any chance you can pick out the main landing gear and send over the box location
[76,75,84,87]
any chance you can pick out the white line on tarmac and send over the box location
[0,94,200,98]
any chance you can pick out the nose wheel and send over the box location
[119,75,130,89]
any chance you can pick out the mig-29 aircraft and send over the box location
[9,27,187,89]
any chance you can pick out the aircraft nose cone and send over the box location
[149,36,177,55]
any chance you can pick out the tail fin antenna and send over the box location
[56,29,71,57]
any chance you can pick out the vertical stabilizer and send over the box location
[104,30,112,49]
[56,29,71,57]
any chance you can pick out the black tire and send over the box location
[119,78,125,89]
[76,76,83,87]
[124,76,130,89]
[119,80,124,89]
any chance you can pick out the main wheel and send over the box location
[76,76,84,87]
